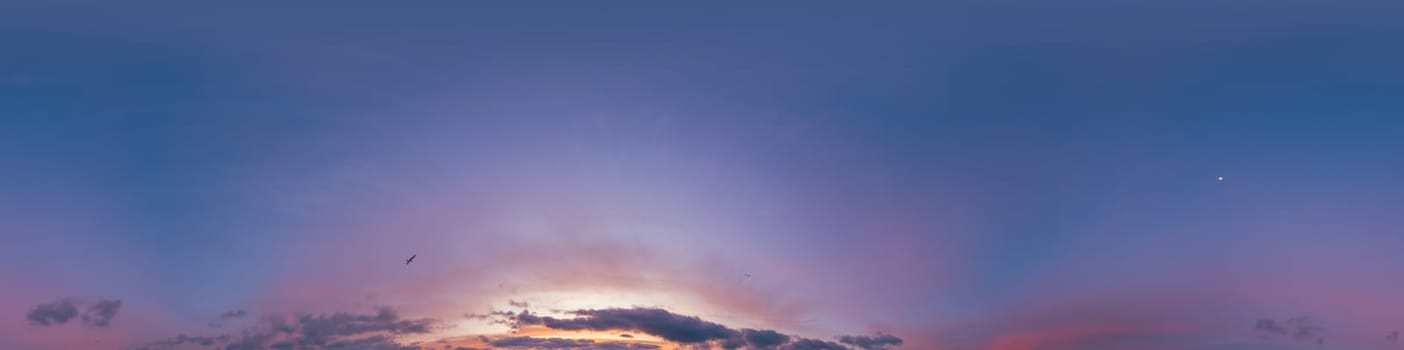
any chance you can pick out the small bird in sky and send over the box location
[405,254,416,265]
[1217,176,1225,182]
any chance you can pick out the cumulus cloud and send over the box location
[835,333,902,349]
[133,307,437,350]
[496,307,901,350]
[26,299,79,326]
[82,299,123,327]
[26,298,122,328]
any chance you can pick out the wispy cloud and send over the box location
[81,299,122,327]
[1253,316,1325,343]
[1254,319,1288,335]
[25,299,79,326]
[209,309,248,328]
[25,298,122,328]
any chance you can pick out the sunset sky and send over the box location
[2,1,1403,350]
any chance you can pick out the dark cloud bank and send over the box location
[131,306,902,350]
[26,298,123,328]
[496,307,903,350]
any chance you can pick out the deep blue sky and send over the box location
[3,1,1403,349]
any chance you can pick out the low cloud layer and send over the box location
[484,336,660,349]
[497,307,902,350]
[505,308,734,344]
[131,305,902,349]
[138,334,232,348]
[26,298,122,328]
[835,334,903,350]
[741,329,789,348]
[778,338,850,350]
[134,307,436,350]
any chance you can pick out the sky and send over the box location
[2,1,1403,349]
